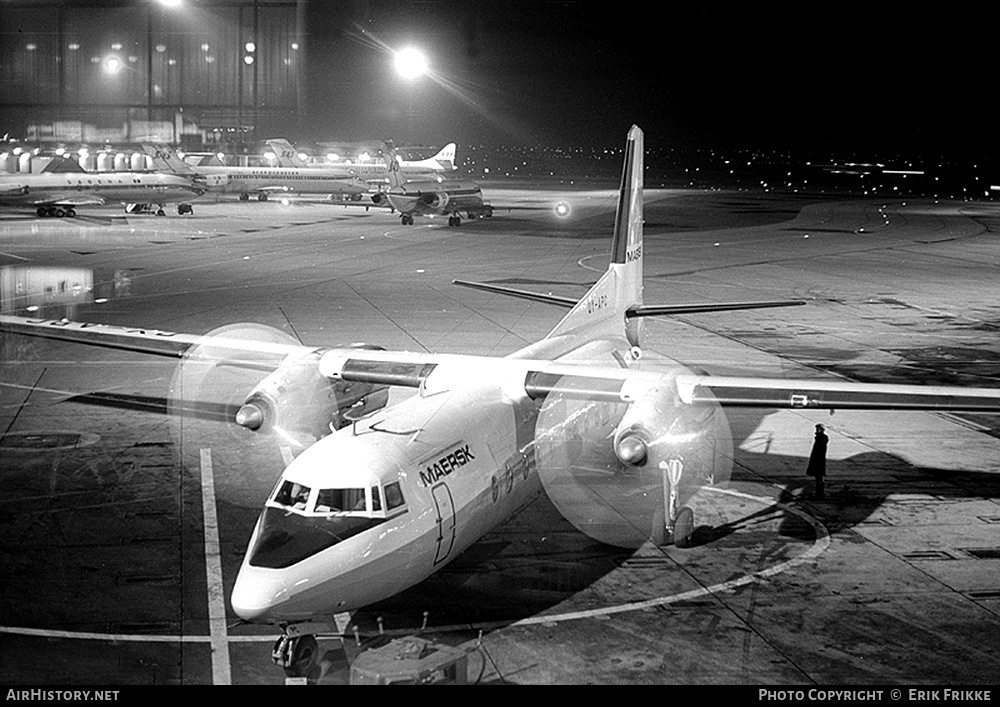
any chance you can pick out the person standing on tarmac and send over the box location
[807,423,829,500]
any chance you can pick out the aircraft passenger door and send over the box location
[431,482,456,565]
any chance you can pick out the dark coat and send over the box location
[806,429,828,477]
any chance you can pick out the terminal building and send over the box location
[0,0,304,153]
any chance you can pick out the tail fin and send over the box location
[545,125,644,343]
[420,142,456,170]
[265,139,309,168]
[431,142,456,167]
[381,141,405,189]
[140,143,196,175]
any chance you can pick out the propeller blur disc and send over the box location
[534,358,734,549]
[167,322,303,508]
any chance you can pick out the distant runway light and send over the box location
[394,47,428,79]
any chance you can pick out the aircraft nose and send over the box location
[230,566,289,623]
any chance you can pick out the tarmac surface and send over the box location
[1,185,999,685]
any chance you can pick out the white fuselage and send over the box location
[230,334,729,624]
[0,171,204,207]
[193,166,368,198]
[383,179,488,217]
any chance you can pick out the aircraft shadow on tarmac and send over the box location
[10,381,999,685]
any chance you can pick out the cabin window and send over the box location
[315,487,366,513]
[384,481,405,510]
[274,480,311,510]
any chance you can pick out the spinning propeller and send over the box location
[534,355,734,549]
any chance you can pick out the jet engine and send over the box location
[196,173,230,189]
[420,192,448,210]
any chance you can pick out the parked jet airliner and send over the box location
[371,143,492,225]
[142,144,369,203]
[265,138,457,182]
[0,155,204,217]
[5,127,1000,679]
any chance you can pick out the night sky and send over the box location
[297,2,997,163]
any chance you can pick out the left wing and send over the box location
[0,315,310,360]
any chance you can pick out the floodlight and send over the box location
[394,47,428,80]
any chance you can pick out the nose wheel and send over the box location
[272,633,319,677]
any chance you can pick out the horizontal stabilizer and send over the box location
[452,279,577,308]
[627,299,806,317]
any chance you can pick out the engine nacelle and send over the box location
[197,173,230,189]
[420,191,448,211]
[235,345,389,441]
[612,376,732,490]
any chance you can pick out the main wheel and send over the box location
[673,506,695,548]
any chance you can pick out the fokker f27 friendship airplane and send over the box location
[4,127,1000,678]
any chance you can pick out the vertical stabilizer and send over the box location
[382,142,405,189]
[544,125,644,343]
[265,139,309,168]
[140,143,196,175]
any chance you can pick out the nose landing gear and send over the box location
[272,634,319,678]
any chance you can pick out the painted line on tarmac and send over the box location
[199,448,232,685]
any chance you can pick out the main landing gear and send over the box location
[653,458,695,548]
[36,206,77,218]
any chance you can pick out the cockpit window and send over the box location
[384,481,405,510]
[371,485,382,512]
[274,480,311,510]
[315,487,366,513]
